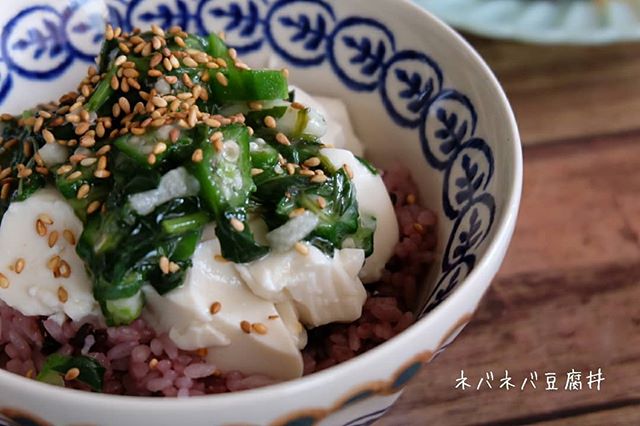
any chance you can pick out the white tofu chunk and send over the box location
[236,244,367,328]
[0,188,99,321]
[142,230,303,380]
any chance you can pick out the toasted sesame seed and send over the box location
[147,153,157,165]
[150,142,166,155]
[295,242,309,255]
[230,218,245,232]
[195,348,208,358]
[42,129,55,144]
[215,72,228,87]
[63,229,76,245]
[213,139,223,152]
[174,36,186,47]
[76,184,90,200]
[291,101,305,110]
[149,358,159,369]
[48,231,59,248]
[148,69,163,78]
[281,68,290,78]
[247,101,262,111]
[118,97,131,114]
[210,131,223,142]
[96,122,106,138]
[1,183,10,201]
[64,367,79,381]
[205,118,222,128]
[14,258,25,274]
[105,25,114,40]
[38,214,53,225]
[164,75,178,85]
[94,169,111,179]
[150,54,163,69]
[299,169,315,177]
[406,193,416,205]
[240,320,251,334]
[80,157,97,167]
[159,256,170,274]
[310,174,328,184]
[251,168,263,176]
[151,96,168,108]
[94,156,106,172]
[17,165,32,178]
[317,196,327,209]
[151,24,165,37]
[86,201,102,215]
[151,36,162,50]
[263,115,277,129]
[57,285,68,303]
[34,116,44,132]
[183,56,198,68]
[118,42,130,54]
[251,322,267,335]
[286,163,296,175]
[188,108,198,128]
[304,157,321,167]
[191,148,204,163]
[214,254,228,263]
[114,55,127,67]
[168,261,180,273]
[58,260,71,278]
[122,68,139,79]
[210,301,222,315]
[68,170,82,181]
[163,57,173,72]
[343,164,354,179]
[289,207,306,218]
[96,145,111,156]
[25,369,34,379]
[0,273,8,289]
[275,133,290,146]
[170,128,181,143]
[0,167,12,180]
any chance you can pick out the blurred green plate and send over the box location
[415,0,640,44]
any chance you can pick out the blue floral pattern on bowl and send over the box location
[0,1,501,424]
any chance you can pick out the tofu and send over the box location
[236,244,367,328]
[0,188,99,322]
[142,228,304,380]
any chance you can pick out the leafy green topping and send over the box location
[36,354,105,392]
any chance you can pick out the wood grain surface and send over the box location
[378,35,640,425]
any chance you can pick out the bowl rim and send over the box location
[0,0,523,410]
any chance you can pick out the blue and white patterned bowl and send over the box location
[0,0,522,425]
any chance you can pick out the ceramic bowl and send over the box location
[415,0,640,45]
[0,0,522,425]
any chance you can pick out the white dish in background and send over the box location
[416,0,640,44]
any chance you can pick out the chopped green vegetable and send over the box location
[104,290,144,326]
[36,354,105,392]
[188,124,254,216]
[0,27,378,326]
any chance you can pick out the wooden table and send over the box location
[379,35,640,425]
